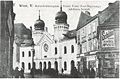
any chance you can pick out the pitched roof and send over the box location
[76,12,91,30]
[14,23,32,46]
[98,1,119,25]
[76,1,119,31]
[99,11,119,28]
[14,23,32,38]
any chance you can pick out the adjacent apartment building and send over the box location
[76,1,119,78]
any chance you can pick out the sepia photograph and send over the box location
[0,0,119,78]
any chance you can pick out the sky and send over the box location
[13,0,116,35]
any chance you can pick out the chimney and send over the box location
[109,3,113,6]
[85,11,90,16]
[30,26,32,31]
[98,11,102,14]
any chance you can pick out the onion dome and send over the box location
[55,0,67,24]
[34,10,45,30]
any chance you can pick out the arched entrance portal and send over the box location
[54,61,58,70]
[71,60,75,70]
[48,61,51,69]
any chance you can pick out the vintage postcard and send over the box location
[0,0,119,78]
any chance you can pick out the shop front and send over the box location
[98,27,119,78]
[78,56,87,73]
[97,52,119,78]
[85,52,98,77]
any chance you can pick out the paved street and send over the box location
[24,73,51,78]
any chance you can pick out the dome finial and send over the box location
[60,0,62,11]
[39,10,40,20]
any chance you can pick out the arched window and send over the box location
[28,63,31,70]
[64,46,67,54]
[71,60,75,70]
[71,45,74,53]
[22,62,25,69]
[48,61,51,68]
[55,47,57,54]
[22,51,24,57]
[44,62,46,69]
[28,51,31,57]
[39,62,42,69]
[64,61,67,70]
[54,61,58,70]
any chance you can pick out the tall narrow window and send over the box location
[44,62,46,69]
[22,62,25,69]
[48,61,51,68]
[55,47,57,54]
[39,62,42,69]
[22,51,24,57]
[64,46,67,54]
[71,45,74,53]
[28,51,31,57]
[28,63,31,70]
[64,61,67,70]
[54,61,58,70]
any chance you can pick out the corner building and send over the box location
[76,1,119,78]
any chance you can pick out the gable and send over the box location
[76,12,91,30]
[36,33,54,45]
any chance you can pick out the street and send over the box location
[24,73,51,78]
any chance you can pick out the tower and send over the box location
[34,10,45,31]
[54,0,69,41]
[32,10,45,44]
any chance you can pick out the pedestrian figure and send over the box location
[14,67,20,78]
[83,67,88,78]
[71,67,78,78]
[30,67,35,78]
[43,68,47,75]
[61,68,64,74]
[20,68,25,78]
[73,67,78,78]
[89,67,95,78]
[78,71,83,78]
